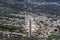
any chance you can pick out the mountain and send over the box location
[0,0,24,10]
[0,0,60,16]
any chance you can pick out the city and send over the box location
[0,0,60,40]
